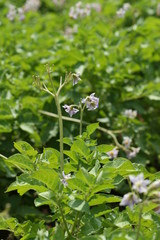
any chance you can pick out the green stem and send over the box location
[0,154,7,159]
[54,94,64,173]
[71,211,80,235]
[136,203,143,240]
[58,203,71,237]
[80,107,84,136]
[79,103,86,136]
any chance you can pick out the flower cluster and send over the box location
[64,25,78,38]
[120,173,160,210]
[63,92,99,117]
[62,72,99,117]
[7,5,16,21]
[122,135,140,159]
[124,109,137,119]
[116,3,131,18]
[7,5,25,21]
[122,134,140,159]
[23,0,41,12]
[61,171,71,187]
[7,0,41,22]
[69,1,101,20]
[52,0,66,7]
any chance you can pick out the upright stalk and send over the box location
[70,211,79,235]
[54,94,64,173]
[79,103,86,136]
[58,202,71,237]
[136,203,143,240]
[79,107,83,136]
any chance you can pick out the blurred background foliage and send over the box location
[0,0,160,229]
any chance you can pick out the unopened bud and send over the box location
[148,180,160,192]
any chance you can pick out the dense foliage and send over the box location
[0,0,160,239]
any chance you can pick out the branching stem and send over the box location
[39,110,127,152]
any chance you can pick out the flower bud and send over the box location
[147,180,160,192]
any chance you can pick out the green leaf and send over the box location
[71,139,90,158]
[89,194,121,206]
[0,217,9,230]
[114,213,131,228]
[31,168,59,191]
[81,215,102,236]
[90,182,114,195]
[14,141,38,157]
[6,173,47,196]
[91,205,111,217]
[63,137,72,146]
[0,121,12,133]
[39,148,60,169]
[52,225,64,240]
[86,122,99,136]
[5,154,34,171]
[77,168,95,186]
[0,103,13,120]
[68,178,87,192]
[6,218,18,231]
[89,160,100,176]
[97,145,114,153]
[19,123,35,134]
[103,158,136,177]
[148,94,160,101]
[80,236,104,240]
[34,191,57,207]
[68,199,90,213]
[64,150,79,163]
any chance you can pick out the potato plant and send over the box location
[0,0,160,239]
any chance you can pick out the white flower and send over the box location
[116,3,131,18]
[7,5,17,21]
[72,73,81,86]
[129,173,150,194]
[52,0,65,6]
[69,7,78,19]
[127,147,140,159]
[123,3,131,11]
[69,2,101,19]
[63,105,79,117]
[18,8,25,21]
[23,0,41,12]
[61,171,71,187]
[122,136,132,148]
[90,3,101,12]
[107,148,119,159]
[116,8,126,18]
[120,192,141,209]
[124,109,137,119]
[81,93,99,111]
